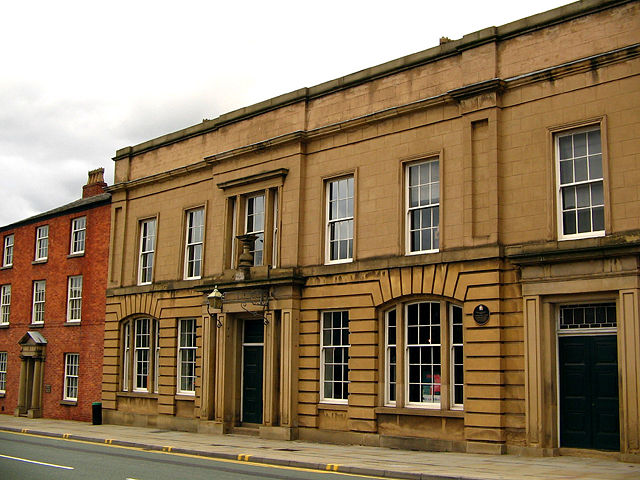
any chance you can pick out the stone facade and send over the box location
[0,169,110,421]
[102,0,640,460]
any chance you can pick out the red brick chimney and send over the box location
[82,168,108,198]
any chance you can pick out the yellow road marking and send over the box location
[162,446,173,452]
[105,439,113,444]
[63,433,71,439]
[237,454,251,461]
[326,463,340,471]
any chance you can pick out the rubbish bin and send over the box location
[92,402,102,425]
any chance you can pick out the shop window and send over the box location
[121,317,159,393]
[320,310,349,403]
[384,301,463,409]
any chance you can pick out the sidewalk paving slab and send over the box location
[0,415,639,480]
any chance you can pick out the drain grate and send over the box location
[276,448,300,452]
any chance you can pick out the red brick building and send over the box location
[0,169,110,421]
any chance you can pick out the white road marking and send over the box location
[0,453,74,470]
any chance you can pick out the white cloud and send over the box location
[0,0,570,225]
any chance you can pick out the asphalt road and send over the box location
[0,431,385,480]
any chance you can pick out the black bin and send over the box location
[92,402,102,425]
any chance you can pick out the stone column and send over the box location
[28,357,43,418]
[213,314,232,433]
[14,356,27,416]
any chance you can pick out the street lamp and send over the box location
[207,286,224,328]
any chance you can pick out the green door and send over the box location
[559,335,619,451]
[242,320,264,424]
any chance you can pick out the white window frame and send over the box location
[32,280,46,324]
[384,301,463,411]
[35,225,49,261]
[3,235,13,267]
[70,217,86,254]
[138,218,156,285]
[184,208,204,280]
[320,310,349,404]
[450,304,464,410]
[0,352,7,393]
[385,308,397,406]
[245,193,265,266]
[406,159,439,254]
[63,353,79,401]
[325,176,354,264]
[134,317,151,392]
[405,301,441,408]
[0,284,10,325]
[177,318,197,395]
[66,276,83,323]
[122,322,130,391]
[556,126,605,240]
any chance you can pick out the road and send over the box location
[0,431,386,480]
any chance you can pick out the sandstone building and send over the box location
[0,169,110,421]
[102,0,640,460]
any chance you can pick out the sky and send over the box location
[0,0,571,226]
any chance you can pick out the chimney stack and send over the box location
[82,168,107,198]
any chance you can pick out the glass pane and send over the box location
[559,136,572,160]
[573,133,587,157]
[563,211,576,235]
[421,230,431,251]
[574,157,588,182]
[588,129,601,154]
[419,164,429,184]
[560,160,573,185]
[591,182,604,206]
[431,161,439,181]
[409,187,419,208]
[431,182,439,204]
[576,184,590,208]
[409,165,419,187]
[589,154,603,180]
[577,208,591,233]
[592,206,604,231]
[419,186,429,206]
[562,187,575,209]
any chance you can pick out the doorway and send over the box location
[241,319,264,424]
[559,334,619,451]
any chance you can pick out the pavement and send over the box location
[0,415,639,480]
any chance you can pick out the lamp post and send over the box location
[207,286,224,328]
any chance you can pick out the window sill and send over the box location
[30,323,44,328]
[64,321,81,326]
[406,249,439,256]
[32,259,48,265]
[67,252,85,259]
[0,392,5,398]
[0,265,12,270]
[117,391,159,399]
[374,406,464,418]
[0,324,9,329]
[175,393,196,400]
[59,400,77,406]
[318,403,348,411]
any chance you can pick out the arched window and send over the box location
[384,300,463,410]
[121,317,160,393]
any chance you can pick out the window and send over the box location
[70,217,86,254]
[556,127,604,239]
[320,311,349,403]
[121,317,159,393]
[63,353,79,401]
[67,276,82,322]
[138,218,156,285]
[384,301,463,409]
[35,225,48,261]
[0,352,6,393]
[223,186,280,269]
[559,303,616,331]
[32,280,46,324]
[184,208,204,279]
[326,176,354,263]
[407,159,439,253]
[1,285,10,325]
[3,235,13,267]
[245,194,265,266]
[178,318,197,394]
